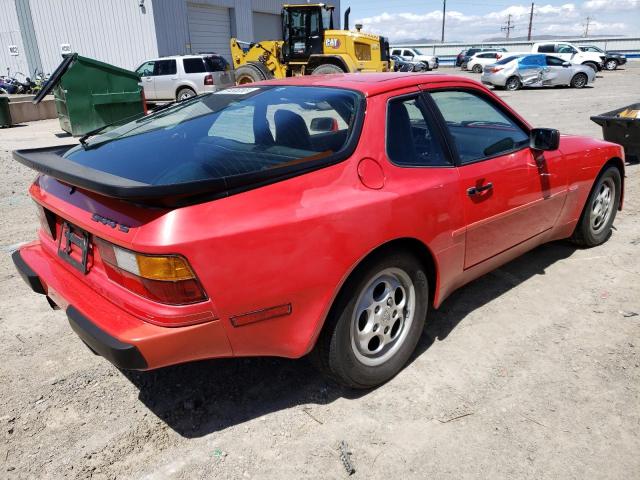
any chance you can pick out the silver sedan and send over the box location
[481,54,596,91]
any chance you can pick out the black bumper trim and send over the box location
[67,306,148,370]
[12,250,46,295]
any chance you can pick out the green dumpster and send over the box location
[0,96,11,127]
[33,53,145,136]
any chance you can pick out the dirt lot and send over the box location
[1,65,639,480]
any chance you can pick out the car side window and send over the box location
[154,59,177,76]
[430,90,530,164]
[403,50,414,57]
[391,49,401,56]
[557,44,576,54]
[546,56,565,66]
[538,44,554,53]
[136,61,155,77]
[519,55,544,66]
[386,96,449,167]
[183,58,206,73]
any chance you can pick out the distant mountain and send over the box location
[483,34,624,41]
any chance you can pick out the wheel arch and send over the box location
[604,157,625,209]
[305,237,440,357]
[175,83,196,99]
[307,54,352,73]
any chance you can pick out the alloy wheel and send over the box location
[590,178,615,232]
[350,268,416,367]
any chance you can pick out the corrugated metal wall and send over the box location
[28,0,159,73]
[0,0,29,76]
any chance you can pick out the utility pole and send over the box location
[501,14,514,39]
[527,3,534,41]
[441,0,446,43]
[583,16,591,37]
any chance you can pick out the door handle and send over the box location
[467,182,493,196]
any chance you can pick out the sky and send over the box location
[339,0,640,42]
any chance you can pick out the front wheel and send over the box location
[472,64,483,73]
[604,59,618,71]
[570,73,588,88]
[570,166,621,247]
[313,251,428,388]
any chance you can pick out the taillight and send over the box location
[497,53,502,59]
[204,74,214,85]
[489,67,503,73]
[95,239,207,305]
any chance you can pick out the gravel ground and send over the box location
[1,65,639,480]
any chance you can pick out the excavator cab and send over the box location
[282,4,335,62]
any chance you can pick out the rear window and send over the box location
[183,58,206,73]
[495,55,519,65]
[65,86,363,186]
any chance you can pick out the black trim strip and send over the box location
[67,306,148,370]
[12,250,46,295]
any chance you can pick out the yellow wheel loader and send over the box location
[230,4,391,83]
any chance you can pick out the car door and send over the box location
[152,59,178,100]
[428,88,567,268]
[402,49,415,61]
[136,61,156,100]
[543,56,572,85]
[517,55,545,86]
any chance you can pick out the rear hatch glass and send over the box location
[15,86,364,206]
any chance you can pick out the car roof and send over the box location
[248,72,485,97]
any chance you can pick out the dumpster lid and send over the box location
[32,54,75,104]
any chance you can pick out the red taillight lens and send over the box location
[204,74,214,85]
[490,67,503,73]
[95,239,207,305]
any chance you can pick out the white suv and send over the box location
[136,54,236,102]
[531,42,604,71]
[390,47,439,70]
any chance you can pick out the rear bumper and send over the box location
[12,244,233,370]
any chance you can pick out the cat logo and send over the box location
[325,38,341,49]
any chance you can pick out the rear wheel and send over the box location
[311,63,345,75]
[176,87,196,101]
[570,166,621,247]
[313,250,428,388]
[604,59,618,71]
[505,76,522,91]
[472,64,483,73]
[570,73,588,88]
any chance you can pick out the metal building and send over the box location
[1,0,341,76]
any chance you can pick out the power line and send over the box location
[501,14,515,39]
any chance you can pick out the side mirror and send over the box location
[530,128,560,151]
[310,117,337,132]
[562,61,571,67]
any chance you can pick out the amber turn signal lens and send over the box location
[136,255,194,281]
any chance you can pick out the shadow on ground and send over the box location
[122,241,577,438]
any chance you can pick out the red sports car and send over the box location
[12,73,624,388]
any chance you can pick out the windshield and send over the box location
[64,86,362,187]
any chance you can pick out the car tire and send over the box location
[570,73,588,88]
[505,76,522,91]
[234,63,272,84]
[312,250,429,389]
[582,62,598,72]
[176,87,196,101]
[570,166,621,247]
[472,64,483,73]
[604,59,618,71]
[311,64,345,75]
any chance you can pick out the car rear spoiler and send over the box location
[12,145,334,208]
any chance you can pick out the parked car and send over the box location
[466,51,505,73]
[12,73,624,388]
[531,42,604,71]
[390,55,427,72]
[135,54,235,102]
[459,47,508,68]
[481,54,596,90]
[390,47,438,70]
[578,45,627,71]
